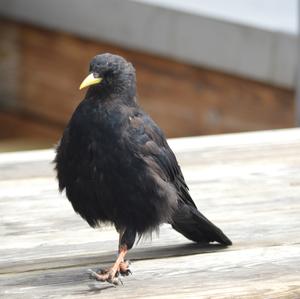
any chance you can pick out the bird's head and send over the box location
[79,53,136,95]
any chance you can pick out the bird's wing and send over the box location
[127,112,232,245]
[127,111,197,209]
[54,127,70,192]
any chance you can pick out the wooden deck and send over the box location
[1,128,300,298]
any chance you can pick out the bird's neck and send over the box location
[86,81,137,106]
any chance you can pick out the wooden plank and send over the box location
[1,128,299,179]
[0,19,295,141]
[1,244,300,299]
[1,128,300,298]
[0,165,299,274]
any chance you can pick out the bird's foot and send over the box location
[119,260,131,276]
[88,268,120,285]
[88,260,131,285]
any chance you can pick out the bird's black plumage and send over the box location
[54,53,231,282]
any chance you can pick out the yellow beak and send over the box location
[79,73,102,90]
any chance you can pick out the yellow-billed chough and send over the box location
[54,53,232,285]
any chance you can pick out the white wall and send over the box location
[0,0,297,88]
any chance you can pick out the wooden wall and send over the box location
[0,20,295,150]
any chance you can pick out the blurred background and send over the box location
[0,0,297,152]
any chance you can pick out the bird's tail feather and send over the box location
[171,205,232,246]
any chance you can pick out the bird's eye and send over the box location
[104,69,114,77]
[93,72,101,78]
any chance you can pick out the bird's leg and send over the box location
[118,229,131,276]
[89,245,128,285]
[89,229,135,285]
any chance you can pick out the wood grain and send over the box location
[1,128,300,298]
[0,19,295,145]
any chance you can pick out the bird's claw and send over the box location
[119,260,132,276]
[87,268,125,286]
[87,259,131,285]
[88,269,120,285]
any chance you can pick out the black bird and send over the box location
[54,53,232,284]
